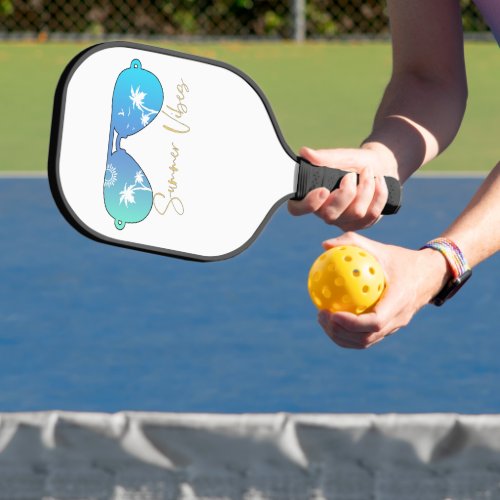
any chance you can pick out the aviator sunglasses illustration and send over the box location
[104,59,163,230]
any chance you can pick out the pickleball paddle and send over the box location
[49,41,401,261]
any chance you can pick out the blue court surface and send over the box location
[0,176,498,413]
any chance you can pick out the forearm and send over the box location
[418,162,500,303]
[361,0,467,183]
[441,162,500,267]
[362,73,467,182]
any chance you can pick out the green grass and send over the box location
[0,40,497,172]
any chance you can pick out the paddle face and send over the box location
[49,41,297,261]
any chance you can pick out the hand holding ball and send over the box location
[308,245,385,314]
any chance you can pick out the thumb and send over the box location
[299,147,366,171]
[322,231,370,250]
[299,146,324,165]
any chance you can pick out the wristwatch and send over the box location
[421,238,472,306]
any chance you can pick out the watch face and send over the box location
[432,269,472,306]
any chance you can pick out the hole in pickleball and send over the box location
[344,256,352,262]
[356,306,366,314]
[359,251,367,257]
[313,294,322,307]
[362,285,369,293]
[342,295,351,304]
[369,267,375,275]
[378,284,382,291]
[334,277,344,287]
[313,271,321,282]
[352,269,360,277]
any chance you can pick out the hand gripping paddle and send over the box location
[49,41,401,261]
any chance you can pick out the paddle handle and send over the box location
[293,157,402,215]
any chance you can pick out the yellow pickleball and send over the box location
[308,245,385,314]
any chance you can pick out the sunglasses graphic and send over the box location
[104,59,164,230]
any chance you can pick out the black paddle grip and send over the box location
[293,158,402,215]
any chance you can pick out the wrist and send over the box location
[361,141,399,178]
[417,248,453,304]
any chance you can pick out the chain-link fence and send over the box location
[0,0,491,40]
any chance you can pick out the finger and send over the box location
[330,324,372,348]
[315,172,357,224]
[298,146,324,165]
[319,311,372,349]
[330,311,385,335]
[319,309,392,349]
[328,327,380,349]
[364,174,389,223]
[319,320,363,349]
[385,328,400,337]
[360,328,399,348]
[332,294,401,339]
[364,335,386,348]
[330,168,389,231]
[367,286,412,334]
[288,188,330,216]
[342,164,376,221]
[330,316,391,349]
[322,325,365,349]
[340,213,383,232]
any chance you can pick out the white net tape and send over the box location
[0,412,500,499]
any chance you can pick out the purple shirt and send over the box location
[473,0,500,45]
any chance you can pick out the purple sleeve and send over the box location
[473,0,500,45]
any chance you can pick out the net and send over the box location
[1,412,500,499]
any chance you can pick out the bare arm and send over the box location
[289,0,469,229]
[442,163,500,267]
[363,0,468,181]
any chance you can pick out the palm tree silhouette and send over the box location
[129,85,158,128]
[118,171,152,208]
